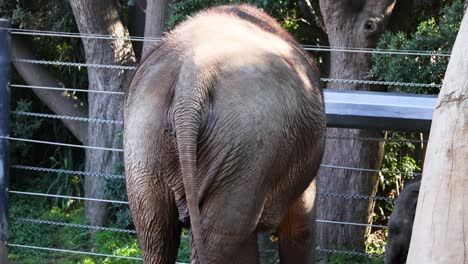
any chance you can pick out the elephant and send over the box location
[385,181,421,264]
[123,4,326,264]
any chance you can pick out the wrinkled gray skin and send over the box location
[124,4,326,264]
[385,181,421,264]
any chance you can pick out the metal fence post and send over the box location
[0,19,10,264]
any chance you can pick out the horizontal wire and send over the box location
[10,165,392,202]
[4,139,418,175]
[10,162,417,181]
[13,217,190,239]
[14,217,136,234]
[11,165,394,202]
[12,58,136,70]
[10,28,161,42]
[316,247,382,258]
[5,109,433,144]
[316,219,387,229]
[0,136,123,152]
[12,111,124,125]
[322,78,442,88]
[9,67,441,89]
[13,217,387,237]
[9,190,129,204]
[7,28,451,56]
[7,111,434,139]
[320,164,422,176]
[7,243,143,261]
[326,135,427,143]
[303,45,451,57]
[316,192,394,201]
[10,84,124,95]
[11,165,125,179]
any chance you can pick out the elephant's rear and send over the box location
[124,5,326,263]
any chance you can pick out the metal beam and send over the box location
[324,89,437,132]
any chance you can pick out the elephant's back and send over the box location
[125,5,326,231]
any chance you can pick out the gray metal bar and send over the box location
[0,19,10,264]
[324,89,437,131]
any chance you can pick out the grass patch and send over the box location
[8,187,192,263]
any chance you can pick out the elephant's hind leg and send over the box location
[190,231,259,264]
[189,190,262,264]
[277,182,316,264]
[126,173,181,264]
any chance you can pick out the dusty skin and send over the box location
[124,5,326,264]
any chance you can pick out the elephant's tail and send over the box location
[174,76,207,264]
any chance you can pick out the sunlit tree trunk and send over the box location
[406,12,468,263]
[70,0,136,226]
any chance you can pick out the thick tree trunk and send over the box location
[317,0,396,252]
[70,0,136,226]
[406,12,468,263]
[141,0,169,58]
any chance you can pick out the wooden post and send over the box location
[406,12,468,264]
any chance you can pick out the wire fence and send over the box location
[2,27,437,262]
[7,28,451,57]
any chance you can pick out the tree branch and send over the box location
[141,0,169,58]
[11,36,88,144]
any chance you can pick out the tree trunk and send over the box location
[141,0,169,58]
[70,0,136,226]
[406,12,468,263]
[317,0,396,252]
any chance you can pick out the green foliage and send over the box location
[0,0,75,30]
[323,254,383,264]
[365,230,387,256]
[91,231,140,264]
[371,1,464,94]
[1,0,88,102]
[167,0,300,34]
[167,0,328,73]
[367,2,464,254]
[176,230,191,262]
[10,100,42,164]
[8,186,192,264]
[8,195,89,263]
[47,147,84,209]
[370,0,464,229]
[105,173,132,228]
[104,130,133,228]
[371,132,422,240]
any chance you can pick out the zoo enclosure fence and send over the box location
[0,22,444,262]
